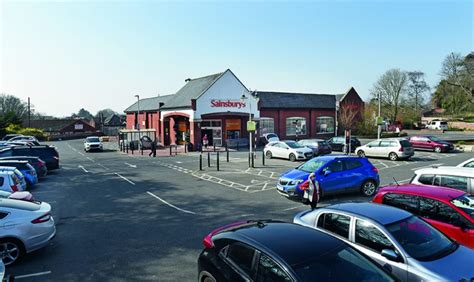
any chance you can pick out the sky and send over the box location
[0,0,472,117]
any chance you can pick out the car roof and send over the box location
[379,184,466,200]
[311,155,362,161]
[415,166,474,176]
[225,222,346,266]
[300,139,325,142]
[324,202,412,225]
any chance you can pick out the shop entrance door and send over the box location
[201,119,222,147]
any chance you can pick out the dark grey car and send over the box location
[297,139,332,156]
[294,202,474,281]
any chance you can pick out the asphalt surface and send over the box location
[5,140,474,281]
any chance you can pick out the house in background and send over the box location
[26,118,98,139]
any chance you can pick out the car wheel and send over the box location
[265,151,272,159]
[0,239,24,266]
[389,152,398,161]
[361,180,377,197]
[434,147,442,153]
[357,150,365,158]
[289,153,297,162]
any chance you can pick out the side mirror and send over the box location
[323,170,331,176]
[381,249,399,262]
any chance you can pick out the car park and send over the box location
[457,158,474,168]
[0,146,59,170]
[327,136,361,153]
[297,139,332,156]
[0,156,47,178]
[264,140,313,161]
[426,120,448,131]
[0,198,56,266]
[408,135,454,153]
[410,166,474,194]
[373,184,474,248]
[198,220,396,282]
[294,202,474,281]
[277,155,380,199]
[355,138,414,161]
[84,136,103,152]
[0,161,38,188]
[0,168,27,192]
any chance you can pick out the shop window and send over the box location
[316,116,335,134]
[259,118,275,136]
[286,117,306,136]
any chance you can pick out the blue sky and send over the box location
[1,0,472,117]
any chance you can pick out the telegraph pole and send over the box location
[28,97,31,127]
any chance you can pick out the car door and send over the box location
[351,219,408,281]
[221,242,257,282]
[274,143,288,158]
[342,159,365,190]
[319,160,346,193]
[364,141,381,157]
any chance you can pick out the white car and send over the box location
[0,168,27,192]
[0,198,56,266]
[84,136,103,152]
[426,120,448,131]
[264,140,313,161]
[411,166,474,194]
[355,138,414,161]
[457,158,474,168]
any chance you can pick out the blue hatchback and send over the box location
[277,155,380,199]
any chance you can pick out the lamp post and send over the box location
[241,90,258,167]
[377,93,381,140]
[135,94,140,146]
[335,100,340,137]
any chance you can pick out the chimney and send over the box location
[185,78,191,83]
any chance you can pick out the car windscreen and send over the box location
[86,137,100,143]
[451,195,474,220]
[317,141,329,146]
[297,159,327,173]
[399,140,412,147]
[427,136,442,142]
[293,245,395,281]
[386,216,456,261]
[266,134,278,139]
[285,141,302,149]
[440,121,448,125]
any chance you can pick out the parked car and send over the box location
[294,202,474,281]
[411,166,474,194]
[373,184,474,248]
[426,120,448,131]
[1,134,22,141]
[264,140,313,162]
[5,140,40,146]
[0,146,59,170]
[0,161,38,188]
[0,198,55,265]
[198,220,396,282]
[408,135,454,153]
[0,156,47,178]
[84,136,103,152]
[457,158,474,168]
[259,133,280,146]
[0,190,34,202]
[0,168,27,192]
[277,155,380,199]
[297,139,332,156]
[355,138,414,161]
[327,136,361,153]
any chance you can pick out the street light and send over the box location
[335,100,340,137]
[135,94,140,147]
[241,90,257,167]
[377,93,381,140]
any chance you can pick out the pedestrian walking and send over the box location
[203,134,209,149]
[302,172,321,210]
[149,140,157,157]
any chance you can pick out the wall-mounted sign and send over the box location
[226,119,241,131]
[210,99,246,109]
[74,123,84,130]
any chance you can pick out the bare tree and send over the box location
[407,71,430,119]
[338,103,359,131]
[370,69,408,123]
[441,52,474,98]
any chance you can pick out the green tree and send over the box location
[71,108,94,120]
[0,94,28,125]
[370,69,408,123]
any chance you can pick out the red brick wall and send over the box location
[339,88,364,122]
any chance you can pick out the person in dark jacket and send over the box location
[149,140,157,157]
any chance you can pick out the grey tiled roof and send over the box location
[336,94,345,101]
[124,95,174,113]
[160,72,224,110]
[257,91,338,109]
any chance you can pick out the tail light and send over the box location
[372,167,379,173]
[299,180,309,190]
[11,185,18,192]
[32,213,51,224]
[203,221,247,249]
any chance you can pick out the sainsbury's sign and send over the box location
[210,99,246,109]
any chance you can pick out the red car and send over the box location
[373,184,474,248]
[408,135,454,153]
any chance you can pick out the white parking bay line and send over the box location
[114,173,135,185]
[411,163,444,171]
[15,271,52,280]
[146,191,196,215]
[78,165,89,173]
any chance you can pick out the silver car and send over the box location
[294,202,474,281]
[0,198,56,265]
[355,138,414,161]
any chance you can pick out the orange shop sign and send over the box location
[226,119,241,131]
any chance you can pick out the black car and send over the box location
[0,156,48,178]
[0,146,59,170]
[297,139,332,156]
[328,136,361,153]
[198,220,396,282]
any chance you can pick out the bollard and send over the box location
[169,145,172,156]
[131,145,134,155]
[126,144,129,154]
[185,142,187,153]
[226,150,229,162]
[251,152,255,168]
[248,152,251,167]
[175,145,178,156]
[262,150,265,166]
[199,153,203,171]
[217,151,220,171]
[213,144,216,152]
[141,146,143,155]
[207,152,211,167]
